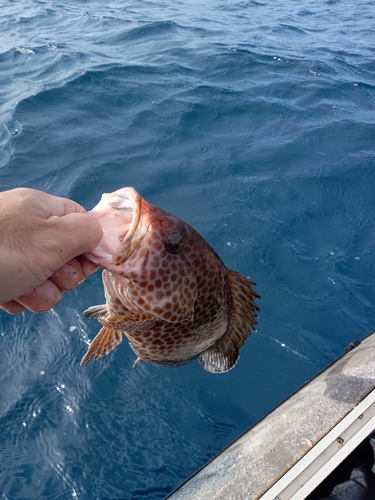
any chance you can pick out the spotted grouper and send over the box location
[81,187,260,373]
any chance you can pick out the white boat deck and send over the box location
[167,332,375,500]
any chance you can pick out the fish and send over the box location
[81,187,260,373]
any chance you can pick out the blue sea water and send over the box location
[0,0,375,498]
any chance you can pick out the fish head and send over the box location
[86,187,200,322]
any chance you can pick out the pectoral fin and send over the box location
[80,326,122,366]
[199,271,260,373]
[84,304,108,319]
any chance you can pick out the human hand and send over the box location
[0,188,103,314]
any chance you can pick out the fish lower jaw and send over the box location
[87,187,142,263]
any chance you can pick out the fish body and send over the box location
[82,187,259,373]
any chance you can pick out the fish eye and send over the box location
[165,232,184,254]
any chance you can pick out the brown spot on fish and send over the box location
[82,187,260,373]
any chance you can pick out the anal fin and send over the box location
[80,326,122,367]
[199,271,260,373]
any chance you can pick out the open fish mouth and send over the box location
[87,187,143,265]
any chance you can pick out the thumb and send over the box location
[51,212,103,264]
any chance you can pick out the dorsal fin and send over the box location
[199,271,260,373]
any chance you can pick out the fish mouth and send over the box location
[87,187,143,265]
